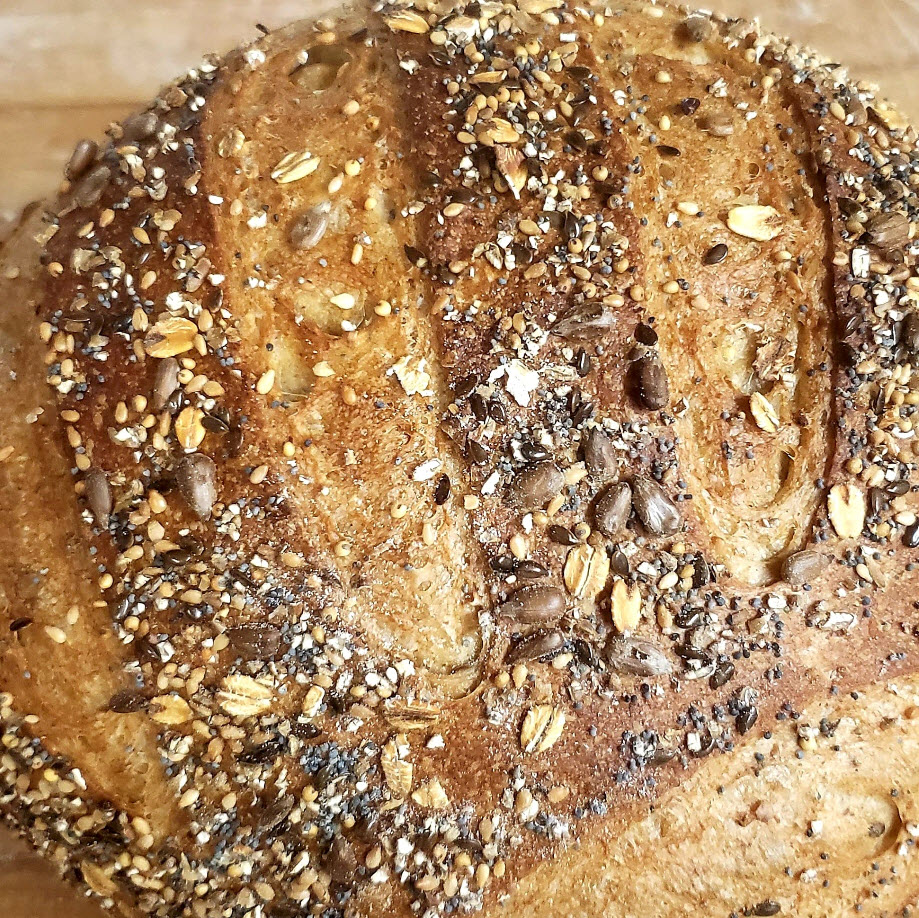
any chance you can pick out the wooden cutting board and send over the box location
[0,0,918,914]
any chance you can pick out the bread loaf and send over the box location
[2,2,919,916]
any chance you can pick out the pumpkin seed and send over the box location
[75,165,112,208]
[66,139,98,181]
[226,624,282,660]
[151,357,180,410]
[903,313,919,353]
[681,13,712,41]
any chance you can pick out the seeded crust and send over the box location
[3,1,919,917]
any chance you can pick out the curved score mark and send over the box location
[208,31,485,697]
[632,54,835,585]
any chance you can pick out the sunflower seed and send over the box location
[508,461,564,508]
[681,13,712,41]
[75,165,112,208]
[466,438,489,464]
[632,476,681,536]
[107,689,149,713]
[709,660,735,688]
[385,704,441,731]
[516,560,549,579]
[903,313,919,353]
[452,373,479,399]
[506,629,565,663]
[736,705,758,734]
[610,578,642,632]
[633,354,669,409]
[548,523,579,546]
[584,426,617,478]
[604,636,671,677]
[781,550,828,585]
[322,835,358,884]
[433,474,451,505]
[498,585,566,624]
[66,139,98,181]
[121,111,158,141]
[84,467,112,526]
[381,734,413,798]
[176,454,217,519]
[152,357,180,411]
[594,481,632,537]
[226,624,282,660]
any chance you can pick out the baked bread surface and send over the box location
[2,1,919,915]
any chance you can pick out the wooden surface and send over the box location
[0,0,918,913]
[1,0,919,230]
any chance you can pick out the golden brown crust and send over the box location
[3,1,919,916]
